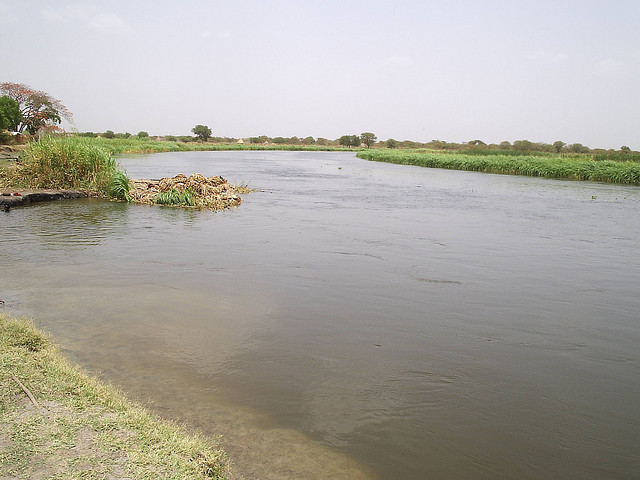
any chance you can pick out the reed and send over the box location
[357,149,640,185]
[9,136,130,195]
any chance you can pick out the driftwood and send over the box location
[11,375,39,408]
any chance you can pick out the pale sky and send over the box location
[1,0,638,149]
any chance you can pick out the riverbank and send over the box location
[0,189,88,208]
[357,149,640,185]
[0,137,249,210]
[69,137,359,155]
[0,314,230,479]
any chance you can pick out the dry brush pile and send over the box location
[128,173,249,210]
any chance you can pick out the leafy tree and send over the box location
[272,137,288,144]
[553,141,566,153]
[316,137,329,146]
[302,136,315,145]
[137,131,149,138]
[429,140,447,149]
[568,143,590,154]
[513,140,534,152]
[191,124,212,142]
[498,141,512,150]
[0,96,21,131]
[360,132,377,148]
[468,139,486,146]
[103,130,115,139]
[0,82,73,134]
[339,135,361,148]
[386,138,398,149]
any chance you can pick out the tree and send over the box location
[568,143,590,154]
[553,141,566,153]
[513,139,534,152]
[386,138,398,149]
[137,131,149,138]
[468,139,486,146]
[360,132,377,148]
[103,130,115,139]
[0,96,21,132]
[621,146,631,151]
[0,82,73,134]
[191,124,212,142]
[339,135,361,148]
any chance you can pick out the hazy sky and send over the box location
[1,0,638,149]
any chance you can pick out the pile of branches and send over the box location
[129,173,248,210]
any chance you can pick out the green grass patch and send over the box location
[357,149,640,185]
[0,314,229,479]
[155,188,195,207]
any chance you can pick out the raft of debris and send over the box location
[128,173,249,210]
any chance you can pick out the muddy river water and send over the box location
[2,150,639,479]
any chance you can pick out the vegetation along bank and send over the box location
[356,149,640,185]
[0,314,229,479]
[0,136,249,210]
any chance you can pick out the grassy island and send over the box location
[356,149,640,185]
[0,314,229,479]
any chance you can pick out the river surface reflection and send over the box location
[2,151,639,479]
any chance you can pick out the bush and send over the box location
[0,131,13,144]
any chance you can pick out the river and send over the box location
[2,150,639,479]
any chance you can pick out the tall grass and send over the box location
[109,170,131,201]
[9,136,129,196]
[594,151,640,163]
[357,149,640,185]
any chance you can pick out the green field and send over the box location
[357,149,640,185]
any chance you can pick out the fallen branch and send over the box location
[11,375,39,408]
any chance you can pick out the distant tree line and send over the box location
[66,129,638,157]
